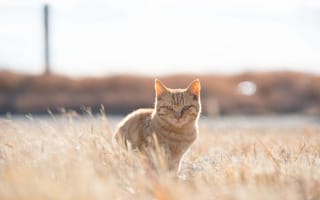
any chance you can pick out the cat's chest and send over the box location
[148,129,196,151]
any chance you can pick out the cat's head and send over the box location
[154,79,201,128]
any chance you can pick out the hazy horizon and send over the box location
[1,0,320,76]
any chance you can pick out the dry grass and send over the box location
[0,113,320,200]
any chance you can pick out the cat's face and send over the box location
[154,79,201,128]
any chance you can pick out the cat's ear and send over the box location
[187,79,201,100]
[155,79,168,98]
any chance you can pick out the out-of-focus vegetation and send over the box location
[1,70,320,115]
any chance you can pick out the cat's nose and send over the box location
[174,111,182,119]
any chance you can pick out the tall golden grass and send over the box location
[0,112,320,200]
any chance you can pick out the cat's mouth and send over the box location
[174,117,181,122]
[161,116,187,127]
[173,118,185,126]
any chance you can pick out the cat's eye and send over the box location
[182,105,192,112]
[165,106,174,111]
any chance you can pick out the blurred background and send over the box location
[1,0,320,116]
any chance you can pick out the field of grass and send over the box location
[0,113,320,200]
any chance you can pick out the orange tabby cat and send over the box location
[114,79,201,173]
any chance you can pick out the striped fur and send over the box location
[114,79,201,173]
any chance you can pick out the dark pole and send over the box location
[44,4,50,74]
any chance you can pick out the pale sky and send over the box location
[0,0,320,76]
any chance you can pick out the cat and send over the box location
[114,79,201,173]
